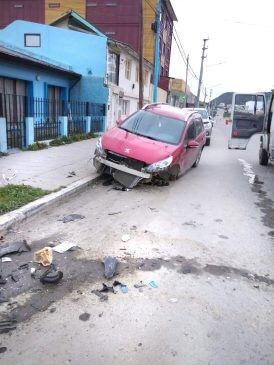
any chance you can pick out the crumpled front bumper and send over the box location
[93,156,152,188]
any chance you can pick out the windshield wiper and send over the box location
[134,132,157,141]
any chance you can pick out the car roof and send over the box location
[142,103,197,122]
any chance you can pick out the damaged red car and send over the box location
[93,103,206,188]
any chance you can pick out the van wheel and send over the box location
[259,148,269,166]
[192,148,202,168]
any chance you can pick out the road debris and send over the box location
[30,268,36,277]
[113,280,128,293]
[11,272,20,282]
[40,265,63,284]
[103,256,118,279]
[67,171,76,178]
[108,211,122,216]
[53,241,76,253]
[121,234,130,242]
[0,347,7,354]
[149,280,158,288]
[61,214,85,223]
[0,240,30,258]
[134,281,146,289]
[79,312,90,321]
[91,290,108,302]
[168,298,178,303]
[34,247,53,267]
[0,275,6,285]
[1,257,12,263]
[100,283,115,293]
[0,319,17,334]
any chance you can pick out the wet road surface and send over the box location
[0,111,273,364]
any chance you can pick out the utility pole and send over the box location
[203,87,207,105]
[138,0,144,108]
[153,0,161,102]
[196,38,209,107]
[209,88,212,113]
[184,55,189,107]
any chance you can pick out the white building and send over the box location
[107,39,153,129]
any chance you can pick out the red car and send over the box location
[93,103,206,188]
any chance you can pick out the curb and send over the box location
[0,175,100,234]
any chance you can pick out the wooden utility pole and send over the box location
[184,55,189,107]
[196,38,209,107]
[138,0,144,108]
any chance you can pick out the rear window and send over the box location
[195,109,208,119]
[120,110,185,145]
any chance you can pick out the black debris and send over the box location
[98,312,103,318]
[0,347,7,354]
[40,266,63,285]
[102,176,114,186]
[0,240,30,258]
[100,283,115,293]
[61,214,85,223]
[67,171,76,178]
[18,263,29,270]
[103,256,118,279]
[0,275,6,285]
[11,272,20,282]
[50,307,56,313]
[108,211,122,216]
[79,312,90,321]
[0,319,17,334]
[91,290,108,302]
[138,343,142,347]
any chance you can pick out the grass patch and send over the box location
[0,184,50,214]
[49,132,97,147]
[27,142,48,151]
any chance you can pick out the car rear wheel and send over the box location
[192,148,203,168]
[205,138,211,146]
[259,147,269,166]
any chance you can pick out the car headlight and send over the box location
[95,137,106,158]
[145,156,173,173]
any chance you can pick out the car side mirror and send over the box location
[187,140,199,148]
[209,116,212,120]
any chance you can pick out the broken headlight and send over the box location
[95,137,106,158]
[145,156,173,173]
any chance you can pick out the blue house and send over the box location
[0,19,108,150]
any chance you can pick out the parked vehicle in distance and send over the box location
[93,103,206,188]
[185,107,213,145]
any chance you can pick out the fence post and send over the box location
[59,116,68,137]
[0,118,7,153]
[25,117,34,146]
[85,116,91,134]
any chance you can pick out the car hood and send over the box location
[101,127,179,165]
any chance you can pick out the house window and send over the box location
[48,3,60,8]
[107,52,119,85]
[135,66,139,82]
[122,100,129,115]
[125,59,131,80]
[24,34,41,47]
[144,70,149,85]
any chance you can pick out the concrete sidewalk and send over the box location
[0,138,98,190]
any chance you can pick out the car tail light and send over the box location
[232,130,240,137]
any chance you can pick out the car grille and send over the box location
[106,151,147,171]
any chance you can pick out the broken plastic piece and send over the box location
[0,240,30,258]
[121,234,130,242]
[113,280,128,293]
[1,257,12,263]
[34,247,53,267]
[91,290,108,302]
[149,280,158,288]
[61,214,85,223]
[30,268,36,277]
[103,256,118,279]
[100,283,115,293]
[40,266,63,284]
[53,241,76,253]
[134,281,146,289]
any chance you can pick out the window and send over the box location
[135,66,139,83]
[122,100,129,115]
[194,118,204,136]
[24,34,41,47]
[107,52,119,85]
[125,59,131,80]
[48,2,60,8]
[186,122,196,140]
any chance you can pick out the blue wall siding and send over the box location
[71,76,108,104]
[0,59,71,98]
[0,20,107,77]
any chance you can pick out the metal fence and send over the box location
[0,93,26,149]
[0,94,106,148]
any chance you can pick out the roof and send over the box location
[50,10,106,37]
[0,43,81,78]
[143,103,196,121]
[164,0,178,21]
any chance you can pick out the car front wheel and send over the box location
[259,147,269,166]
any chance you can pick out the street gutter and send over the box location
[0,175,100,234]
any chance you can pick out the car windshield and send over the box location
[195,109,209,119]
[120,110,185,145]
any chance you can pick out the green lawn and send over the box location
[0,184,50,214]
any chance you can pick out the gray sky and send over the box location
[169,0,274,100]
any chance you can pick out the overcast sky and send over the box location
[169,0,274,100]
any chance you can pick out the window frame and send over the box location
[24,33,41,47]
[124,59,131,80]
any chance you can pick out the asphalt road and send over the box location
[1,111,274,365]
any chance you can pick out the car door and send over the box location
[228,93,266,149]
[183,119,198,170]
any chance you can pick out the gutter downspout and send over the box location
[153,0,161,103]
